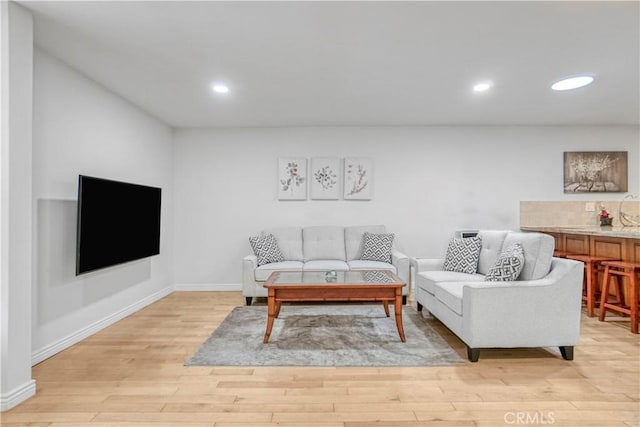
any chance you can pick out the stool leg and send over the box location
[599,267,611,321]
[630,272,638,334]
[586,261,595,317]
[614,275,626,308]
[581,265,588,301]
[595,263,606,307]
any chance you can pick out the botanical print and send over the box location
[564,152,628,193]
[278,158,307,200]
[344,158,372,200]
[311,157,340,200]
[315,166,337,190]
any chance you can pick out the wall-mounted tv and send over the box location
[76,175,162,275]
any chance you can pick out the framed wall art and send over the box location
[310,157,341,200]
[277,158,307,200]
[563,151,628,193]
[344,158,373,200]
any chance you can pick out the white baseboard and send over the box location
[30,284,239,366]
[31,286,173,366]
[173,283,241,291]
[0,379,36,412]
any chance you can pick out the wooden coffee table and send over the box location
[262,270,406,343]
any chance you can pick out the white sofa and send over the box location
[413,230,584,362]
[242,225,410,305]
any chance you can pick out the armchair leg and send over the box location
[245,297,253,306]
[417,302,423,312]
[467,346,480,362]
[402,295,407,305]
[559,346,574,360]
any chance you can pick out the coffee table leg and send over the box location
[264,290,276,343]
[275,301,282,318]
[382,300,390,317]
[394,290,406,342]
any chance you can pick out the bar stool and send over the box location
[598,261,640,334]
[565,254,614,317]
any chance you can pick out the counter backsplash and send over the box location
[520,200,640,227]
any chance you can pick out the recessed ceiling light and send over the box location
[211,83,229,94]
[551,75,594,91]
[473,82,492,92]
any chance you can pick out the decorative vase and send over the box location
[600,217,613,226]
[325,270,337,282]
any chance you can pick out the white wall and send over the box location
[0,1,36,411]
[173,126,639,286]
[31,49,174,363]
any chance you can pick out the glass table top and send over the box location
[269,270,401,285]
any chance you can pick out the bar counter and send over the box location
[521,226,640,262]
[522,226,640,309]
[521,226,640,240]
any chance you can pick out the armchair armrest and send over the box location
[391,248,410,285]
[243,254,257,269]
[242,255,258,291]
[411,258,445,272]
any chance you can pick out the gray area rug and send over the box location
[186,304,464,366]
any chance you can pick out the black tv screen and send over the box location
[76,175,162,275]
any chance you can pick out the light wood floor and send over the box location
[2,291,638,427]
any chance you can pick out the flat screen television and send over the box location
[76,175,162,275]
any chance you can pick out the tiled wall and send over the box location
[520,200,640,227]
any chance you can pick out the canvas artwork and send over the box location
[563,151,628,193]
[310,157,341,200]
[278,158,307,200]
[344,158,373,200]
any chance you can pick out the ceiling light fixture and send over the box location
[551,75,594,91]
[211,83,230,94]
[473,82,492,92]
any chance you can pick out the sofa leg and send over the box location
[245,297,253,306]
[559,346,574,360]
[402,296,407,305]
[467,346,480,362]
[417,302,423,312]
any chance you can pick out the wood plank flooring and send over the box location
[1,291,638,427]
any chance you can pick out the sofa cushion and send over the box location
[303,260,349,271]
[443,236,482,274]
[348,260,396,273]
[434,282,466,316]
[249,234,285,266]
[263,227,303,261]
[360,232,394,263]
[503,232,554,280]
[345,225,387,260]
[255,261,304,281]
[303,226,346,261]
[416,270,485,295]
[485,243,525,282]
[476,230,509,274]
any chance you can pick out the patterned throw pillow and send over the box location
[360,232,395,263]
[363,270,393,283]
[249,234,285,266]
[443,236,482,274]
[485,243,525,282]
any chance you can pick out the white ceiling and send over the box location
[20,1,640,128]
